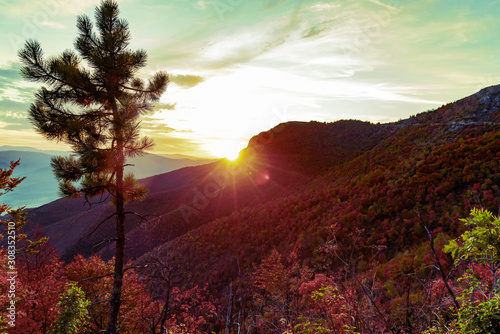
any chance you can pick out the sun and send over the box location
[203,140,244,162]
[224,150,241,162]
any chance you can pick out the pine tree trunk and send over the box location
[107,198,125,333]
[107,122,126,334]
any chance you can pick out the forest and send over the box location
[2,1,500,333]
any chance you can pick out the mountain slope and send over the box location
[135,85,500,308]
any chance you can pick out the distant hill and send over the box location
[0,150,59,208]
[0,145,69,156]
[0,147,209,208]
[158,152,216,164]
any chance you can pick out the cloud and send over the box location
[0,62,38,104]
[194,0,210,10]
[0,63,21,83]
[0,100,32,130]
[0,127,70,150]
[142,122,176,135]
[0,63,36,133]
[0,63,33,131]
[309,2,341,12]
[260,0,290,12]
[40,20,66,29]
[147,1,306,72]
[367,0,399,11]
[169,74,205,89]
[152,133,211,158]
[2,0,101,17]
[152,102,177,111]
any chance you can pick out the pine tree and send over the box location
[18,1,169,332]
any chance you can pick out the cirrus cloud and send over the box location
[169,74,205,89]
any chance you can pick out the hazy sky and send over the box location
[1,0,499,159]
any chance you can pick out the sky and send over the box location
[1,0,500,159]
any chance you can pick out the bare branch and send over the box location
[85,212,117,239]
[419,213,460,310]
